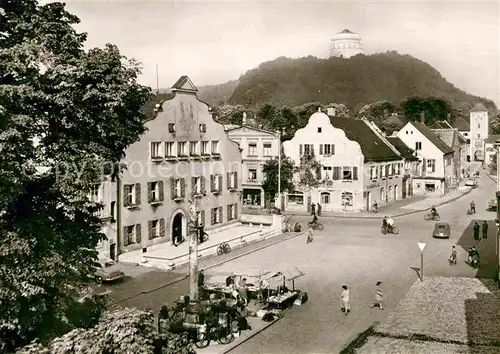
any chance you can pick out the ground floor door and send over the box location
[172,213,183,243]
[365,191,371,210]
[109,243,116,261]
[243,188,262,207]
[402,179,407,199]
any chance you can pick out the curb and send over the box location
[110,231,306,306]
[284,188,473,220]
[221,316,283,354]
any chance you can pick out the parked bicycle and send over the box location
[217,242,231,256]
[195,323,234,348]
[424,213,440,221]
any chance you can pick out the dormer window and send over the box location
[317,127,322,133]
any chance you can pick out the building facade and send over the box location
[282,110,365,212]
[469,103,489,161]
[226,120,280,209]
[386,136,421,200]
[397,121,455,195]
[110,76,242,256]
[92,179,118,259]
[452,117,471,161]
[431,128,467,179]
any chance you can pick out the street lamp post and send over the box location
[495,140,500,286]
[188,199,199,300]
[276,129,283,210]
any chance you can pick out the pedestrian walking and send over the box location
[482,221,488,239]
[306,226,313,244]
[369,281,384,310]
[473,222,480,240]
[317,203,322,216]
[449,245,457,264]
[470,201,476,214]
[311,203,316,216]
[341,285,350,315]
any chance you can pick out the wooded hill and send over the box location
[197,52,496,113]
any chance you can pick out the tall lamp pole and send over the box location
[495,140,500,287]
[276,129,283,210]
[188,199,199,301]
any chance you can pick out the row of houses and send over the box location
[92,75,488,259]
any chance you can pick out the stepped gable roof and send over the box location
[386,137,419,161]
[470,103,488,113]
[329,116,401,162]
[412,122,454,155]
[452,117,470,131]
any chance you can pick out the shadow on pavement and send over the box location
[456,219,497,279]
[409,267,421,279]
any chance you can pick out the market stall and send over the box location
[264,266,306,310]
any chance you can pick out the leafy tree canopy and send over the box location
[15,307,195,354]
[0,1,151,350]
[296,153,322,189]
[262,152,295,200]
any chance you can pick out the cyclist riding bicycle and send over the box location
[386,216,395,232]
[430,206,437,217]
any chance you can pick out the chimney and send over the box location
[420,111,425,124]
[326,107,336,116]
[259,124,263,129]
[242,112,247,125]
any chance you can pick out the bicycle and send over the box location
[308,221,324,230]
[169,301,186,323]
[195,323,234,348]
[381,225,399,235]
[217,242,231,256]
[424,213,440,221]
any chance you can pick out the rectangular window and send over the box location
[322,144,334,156]
[165,142,175,157]
[426,159,436,173]
[248,143,257,156]
[201,141,209,155]
[90,184,100,202]
[124,183,141,206]
[477,134,480,138]
[332,166,341,180]
[321,193,330,204]
[322,166,332,179]
[192,176,202,194]
[110,201,116,221]
[189,141,199,156]
[263,143,272,156]
[150,142,162,159]
[150,220,160,239]
[211,141,220,155]
[227,204,237,221]
[415,142,422,150]
[123,224,141,246]
[248,169,257,181]
[227,172,237,189]
[177,142,187,156]
[317,127,322,133]
[148,181,162,202]
[478,124,480,129]
[370,166,376,180]
[211,206,222,225]
[303,144,311,155]
[171,178,185,199]
[210,174,222,192]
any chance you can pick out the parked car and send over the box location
[488,199,497,212]
[465,179,478,188]
[432,222,451,239]
[93,257,125,284]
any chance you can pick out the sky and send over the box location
[44,0,499,105]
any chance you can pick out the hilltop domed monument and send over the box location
[329,29,364,59]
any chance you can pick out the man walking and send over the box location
[341,285,350,315]
[482,221,488,239]
[370,281,384,310]
[306,226,313,244]
[473,222,480,240]
[470,200,476,214]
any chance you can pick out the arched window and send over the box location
[341,192,353,206]
[321,192,330,204]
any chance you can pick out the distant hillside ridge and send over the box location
[226,52,496,111]
[196,80,240,106]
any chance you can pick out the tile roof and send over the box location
[485,135,500,144]
[411,122,454,155]
[386,137,419,161]
[141,92,175,122]
[452,117,470,131]
[470,103,488,112]
[329,117,401,162]
[430,121,453,129]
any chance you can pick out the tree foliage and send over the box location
[400,96,454,124]
[295,153,322,189]
[227,52,496,112]
[0,1,151,350]
[357,100,396,120]
[212,104,246,125]
[15,307,195,354]
[262,152,295,201]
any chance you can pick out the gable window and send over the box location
[263,143,272,156]
[165,142,175,157]
[426,159,436,173]
[317,127,322,133]
[478,124,480,129]
[201,141,209,155]
[211,141,220,155]
[147,181,164,203]
[320,144,335,156]
[415,142,422,150]
[299,144,314,156]
[248,169,257,181]
[124,183,141,207]
[190,141,199,156]
[151,142,162,159]
[477,134,480,138]
[177,142,187,156]
[248,143,257,156]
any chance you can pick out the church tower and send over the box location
[469,103,489,161]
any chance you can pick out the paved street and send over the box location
[99,172,497,354]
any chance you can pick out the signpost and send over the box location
[417,242,426,281]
